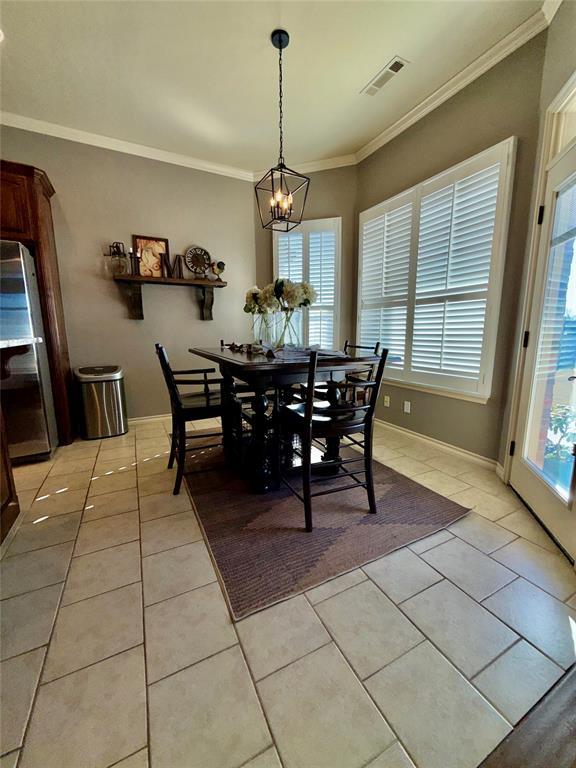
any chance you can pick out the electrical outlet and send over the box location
[403,400,411,414]
[383,395,390,407]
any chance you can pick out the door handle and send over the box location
[569,376,576,381]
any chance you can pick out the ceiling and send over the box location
[0,1,548,176]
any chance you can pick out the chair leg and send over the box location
[302,434,313,532]
[173,419,186,495]
[167,413,177,469]
[364,428,377,514]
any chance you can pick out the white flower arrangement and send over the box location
[244,278,317,348]
[243,278,316,315]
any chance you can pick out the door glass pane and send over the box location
[525,176,576,500]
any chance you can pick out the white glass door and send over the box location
[511,141,576,559]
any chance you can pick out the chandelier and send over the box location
[255,29,310,232]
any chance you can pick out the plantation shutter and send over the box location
[358,200,412,369]
[274,219,341,347]
[357,138,515,398]
[277,232,303,282]
[412,163,500,379]
[308,230,336,347]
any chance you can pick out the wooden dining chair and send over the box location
[155,343,224,495]
[299,339,382,404]
[278,348,388,531]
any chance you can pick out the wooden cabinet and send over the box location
[0,160,74,445]
[0,170,33,239]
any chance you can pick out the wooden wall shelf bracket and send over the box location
[113,275,226,321]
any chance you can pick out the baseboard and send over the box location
[374,418,498,472]
[126,414,499,473]
[495,462,505,480]
[127,413,171,424]
[0,504,28,558]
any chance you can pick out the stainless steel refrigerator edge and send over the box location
[0,241,58,460]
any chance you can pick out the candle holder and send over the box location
[129,248,141,276]
[108,241,129,275]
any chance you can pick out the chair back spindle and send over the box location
[155,343,182,410]
[304,351,319,425]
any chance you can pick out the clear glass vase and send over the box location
[277,309,300,347]
[253,313,274,344]
[253,310,301,348]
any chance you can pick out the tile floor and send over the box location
[1,418,575,768]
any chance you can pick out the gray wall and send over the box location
[355,33,547,461]
[540,0,576,111]
[0,127,256,418]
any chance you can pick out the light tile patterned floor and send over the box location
[1,418,576,768]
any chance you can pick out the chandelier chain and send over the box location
[278,45,284,165]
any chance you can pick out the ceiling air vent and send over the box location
[361,56,408,96]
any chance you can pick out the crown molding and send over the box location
[0,9,552,180]
[0,112,254,182]
[355,10,548,163]
[251,152,357,181]
[541,0,563,24]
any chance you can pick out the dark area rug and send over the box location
[184,439,469,619]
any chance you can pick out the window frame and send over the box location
[273,217,342,348]
[356,137,517,403]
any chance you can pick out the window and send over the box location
[357,138,516,400]
[274,218,341,348]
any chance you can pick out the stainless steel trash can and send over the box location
[74,365,128,439]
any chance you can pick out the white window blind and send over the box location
[274,218,341,348]
[358,197,412,369]
[358,138,515,400]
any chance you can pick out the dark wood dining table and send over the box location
[189,346,380,492]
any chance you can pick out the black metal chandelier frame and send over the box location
[255,29,310,232]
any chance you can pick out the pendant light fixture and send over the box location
[255,29,310,232]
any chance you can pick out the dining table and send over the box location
[189,345,380,492]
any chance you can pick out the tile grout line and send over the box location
[302,588,420,768]
[83,504,140,523]
[357,739,411,768]
[248,638,335,685]
[39,642,144,686]
[172,421,285,768]
[360,637,429,686]
[105,745,147,768]
[72,533,140,559]
[484,550,576,602]
[237,744,279,768]
[469,637,524,681]
[230,638,285,768]
[14,456,94,766]
[60,577,142,608]
[3,532,82,560]
[479,579,575,671]
[143,577,218,608]
[146,641,240,687]
[306,573,369,607]
[135,430,154,768]
[141,533,206,559]
[413,502,574,599]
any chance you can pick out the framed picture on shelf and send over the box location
[132,235,168,278]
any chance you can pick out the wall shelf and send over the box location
[113,275,227,321]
